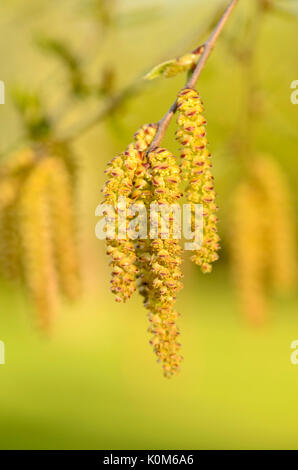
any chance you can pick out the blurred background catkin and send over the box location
[0,0,298,450]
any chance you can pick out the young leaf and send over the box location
[144,52,202,81]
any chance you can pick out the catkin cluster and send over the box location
[0,143,81,329]
[102,88,220,377]
[231,154,297,324]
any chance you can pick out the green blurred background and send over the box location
[0,0,298,450]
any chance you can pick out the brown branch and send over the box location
[66,80,143,142]
[148,0,240,152]
[1,1,239,156]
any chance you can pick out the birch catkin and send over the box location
[146,148,183,377]
[103,124,157,303]
[0,144,81,329]
[231,182,268,325]
[102,92,221,376]
[253,155,297,293]
[19,160,58,329]
[0,201,21,281]
[176,88,220,273]
[46,157,81,300]
[103,145,139,302]
[132,124,157,305]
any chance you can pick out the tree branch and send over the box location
[148,0,240,152]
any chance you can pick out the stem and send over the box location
[236,0,263,167]
[1,0,239,155]
[66,80,142,142]
[64,10,221,143]
[148,0,239,152]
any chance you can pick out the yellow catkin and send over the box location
[0,174,23,281]
[131,124,157,305]
[146,147,183,378]
[103,124,157,303]
[176,88,220,273]
[42,140,77,184]
[0,177,19,210]
[253,155,297,293]
[18,159,58,329]
[231,182,267,325]
[103,143,139,302]
[0,148,37,281]
[0,147,35,177]
[0,200,21,281]
[46,157,81,300]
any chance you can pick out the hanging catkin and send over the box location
[231,181,268,325]
[131,124,157,305]
[145,148,183,378]
[103,124,158,303]
[18,159,58,329]
[176,88,220,273]
[46,156,81,300]
[103,147,138,302]
[253,154,297,293]
[0,143,81,328]
[0,178,21,280]
[0,201,21,281]
[0,147,35,177]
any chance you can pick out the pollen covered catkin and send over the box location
[0,200,21,281]
[0,178,21,280]
[253,155,297,293]
[131,124,157,305]
[0,147,35,177]
[176,88,220,273]
[146,148,183,378]
[103,124,158,303]
[103,143,139,302]
[18,159,58,329]
[231,182,267,325]
[0,143,81,328]
[46,157,81,300]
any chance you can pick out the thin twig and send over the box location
[66,80,143,141]
[64,2,234,143]
[148,0,239,152]
[0,1,239,155]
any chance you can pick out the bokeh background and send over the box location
[0,0,298,450]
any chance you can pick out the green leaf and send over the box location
[144,52,202,81]
[144,59,178,81]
